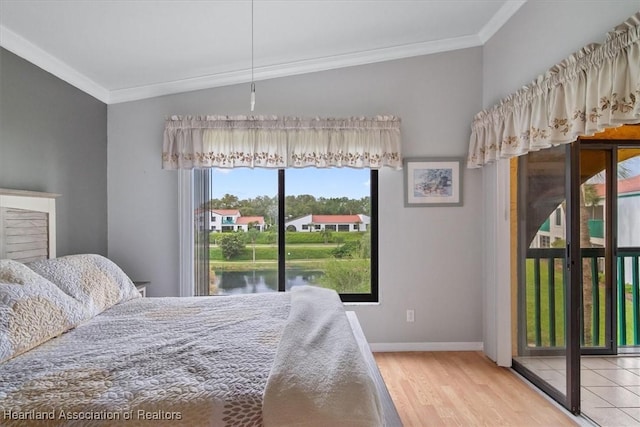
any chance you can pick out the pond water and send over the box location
[214,268,324,295]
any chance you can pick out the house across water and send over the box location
[284,214,370,232]
[197,209,370,233]
[197,209,266,232]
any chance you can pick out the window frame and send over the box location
[178,169,380,303]
[276,169,379,303]
[183,168,379,302]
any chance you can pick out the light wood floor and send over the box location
[374,351,579,427]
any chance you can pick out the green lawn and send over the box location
[524,259,638,348]
[525,259,566,347]
[208,231,371,294]
[209,245,337,261]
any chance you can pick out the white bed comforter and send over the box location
[0,286,383,427]
[0,292,291,426]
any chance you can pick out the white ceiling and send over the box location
[0,0,525,104]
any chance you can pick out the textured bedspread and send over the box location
[263,286,383,427]
[0,292,291,426]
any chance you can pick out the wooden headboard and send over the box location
[0,188,60,261]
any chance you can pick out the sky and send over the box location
[210,167,371,200]
[621,156,640,177]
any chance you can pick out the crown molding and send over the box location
[3,4,522,106]
[109,34,483,104]
[478,0,527,44]
[0,25,110,103]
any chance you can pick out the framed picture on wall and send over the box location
[403,157,463,207]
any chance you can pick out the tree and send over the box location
[209,193,369,219]
[219,233,245,260]
[579,164,629,344]
[219,193,240,209]
[246,222,260,263]
[265,226,277,244]
[582,184,602,219]
[320,228,332,244]
[359,230,371,258]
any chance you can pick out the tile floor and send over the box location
[516,356,640,426]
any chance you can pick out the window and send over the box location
[193,168,378,302]
[554,208,562,226]
[540,235,550,248]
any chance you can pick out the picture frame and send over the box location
[403,157,463,207]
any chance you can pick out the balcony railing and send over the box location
[525,247,640,349]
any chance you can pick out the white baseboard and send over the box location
[370,342,484,352]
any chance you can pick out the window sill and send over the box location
[343,301,380,306]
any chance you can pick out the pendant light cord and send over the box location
[250,0,256,111]
[251,0,254,84]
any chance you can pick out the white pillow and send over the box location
[27,254,141,317]
[0,260,88,363]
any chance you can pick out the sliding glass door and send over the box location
[515,138,640,415]
[514,144,581,413]
[579,144,640,353]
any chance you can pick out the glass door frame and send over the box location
[566,141,581,414]
[578,142,618,356]
[513,143,581,414]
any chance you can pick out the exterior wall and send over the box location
[209,212,221,231]
[196,210,268,232]
[0,48,108,257]
[284,214,369,232]
[235,222,264,232]
[530,207,566,249]
[285,214,313,232]
[549,208,566,245]
[618,193,640,247]
[204,211,264,232]
[108,47,485,346]
[619,193,640,284]
[209,211,240,232]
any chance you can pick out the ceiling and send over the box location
[0,0,525,104]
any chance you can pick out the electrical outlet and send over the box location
[406,309,415,323]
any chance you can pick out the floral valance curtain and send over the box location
[467,12,640,168]
[162,115,402,170]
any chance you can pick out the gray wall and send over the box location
[108,48,485,345]
[480,2,639,362]
[0,48,108,256]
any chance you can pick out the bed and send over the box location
[0,188,402,427]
